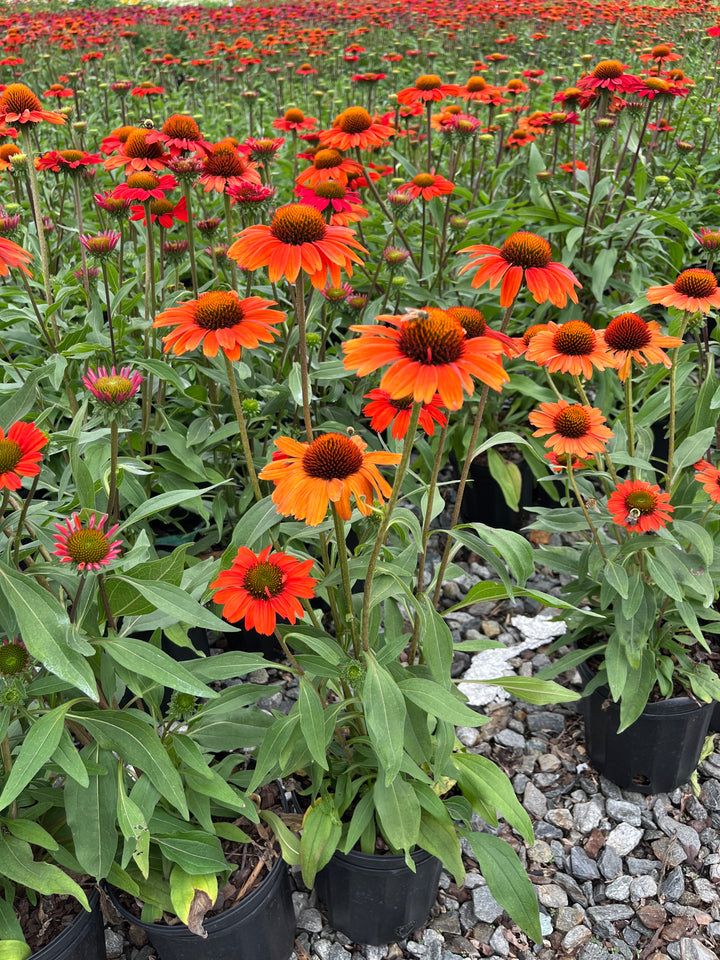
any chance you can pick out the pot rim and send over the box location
[578,661,715,717]
[31,888,100,960]
[327,847,439,869]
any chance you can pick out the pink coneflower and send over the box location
[83,366,143,407]
[80,231,121,260]
[53,513,123,571]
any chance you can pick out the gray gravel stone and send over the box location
[488,928,509,957]
[626,857,661,875]
[537,884,568,909]
[105,930,124,959]
[606,823,643,857]
[555,905,586,931]
[693,877,718,903]
[526,711,565,734]
[546,808,575,831]
[629,875,657,900]
[578,943,611,960]
[574,800,604,834]
[587,904,635,922]
[606,799,642,826]
[654,803,701,853]
[700,779,720,812]
[298,909,324,933]
[554,872,588,905]
[605,876,632,901]
[539,913,553,937]
[598,847,623,880]
[523,782,548,819]
[495,729,526,749]
[362,948,387,960]
[472,887,503,923]
[570,846,600,881]
[562,926,593,952]
[678,939,716,960]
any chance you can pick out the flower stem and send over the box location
[21,127,55,315]
[625,375,636,482]
[332,505,360,658]
[72,177,89,296]
[183,181,199,298]
[101,261,118,365]
[666,312,691,493]
[224,192,238,291]
[1,735,16,818]
[12,473,39,567]
[293,273,314,442]
[108,419,119,522]
[69,574,86,624]
[568,464,606,559]
[223,352,262,501]
[361,403,421,652]
[97,573,116,632]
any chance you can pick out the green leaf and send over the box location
[487,449,522,512]
[398,677,485,725]
[462,831,542,943]
[417,806,464,885]
[0,563,96,699]
[51,727,89,787]
[363,651,407,786]
[169,865,217,934]
[300,798,342,888]
[673,520,714,568]
[419,599,454,686]
[476,676,581,705]
[591,248,618,302]
[645,553,683,603]
[104,549,186,618]
[117,763,150,878]
[3,820,58,851]
[672,428,715,475]
[118,485,224,531]
[259,810,301,866]
[70,710,188,817]
[0,367,46,427]
[99,636,217,699]
[184,651,276,682]
[0,941,31,960]
[155,834,227,874]
[452,752,533,844]
[604,560,629,600]
[0,896,24,941]
[0,705,70,812]
[0,835,90,908]
[297,676,329,770]
[618,649,656,732]
[65,745,118,879]
[373,775,420,861]
[108,576,234,632]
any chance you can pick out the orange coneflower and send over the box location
[295,148,363,188]
[129,195,188,228]
[100,125,138,156]
[0,144,21,170]
[693,460,720,503]
[103,128,168,172]
[639,43,682,66]
[459,232,581,308]
[210,545,317,636]
[199,141,261,194]
[529,400,613,458]
[0,83,65,126]
[0,236,32,277]
[153,291,285,361]
[0,421,47,489]
[227,203,366,290]
[145,114,212,157]
[646,269,720,314]
[363,389,447,439]
[607,479,673,533]
[273,108,318,132]
[343,307,508,411]
[259,433,401,526]
[397,172,454,200]
[444,305,520,357]
[296,182,368,226]
[601,313,683,381]
[526,320,617,379]
[319,106,393,151]
[397,75,461,105]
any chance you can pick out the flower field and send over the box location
[2,0,720,954]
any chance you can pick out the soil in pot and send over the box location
[16,888,106,960]
[579,662,715,794]
[315,847,442,945]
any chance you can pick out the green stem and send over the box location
[573,374,618,484]
[361,403,421,652]
[224,192,238,291]
[293,273,314,442]
[223,352,262,501]
[108,419,119,521]
[12,473,39,567]
[1,735,16,818]
[101,261,118,365]
[666,313,691,493]
[183,181,199,299]
[332,505,360,658]
[21,127,55,316]
[568,464,606,560]
[625,375,636,482]
[98,573,117,632]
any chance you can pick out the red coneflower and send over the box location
[227,203,366,289]
[577,61,643,94]
[259,433,401,526]
[145,114,212,157]
[601,313,683,381]
[397,171,454,200]
[295,148,363,188]
[526,320,617,379]
[343,307,508,410]
[397,74,461,105]
[639,43,682,65]
[607,480,673,533]
[103,129,168,172]
[273,108,318,132]
[131,82,164,97]
[113,172,178,202]
[36,149,102,173]
[153,291,285,361]
[544,451,591,472]
[363,389,447,439]
[647,269,720,313]
[529,400,613,458]
[459,231,581,308]
[319,106,393,151]
[43,83,73,99]
[79,231,121,260]
[100,125,138,156]
[129,195,188,228]
[693,460,720,503]
[210,545,317,636]
[83,366,143,408]
[53,513,122,571]
[296,182,368,226]
[0,421,47,489]
[0,83,65,125]
[0,236,32,277]
[199,141,261,193]
[635,77,688,101]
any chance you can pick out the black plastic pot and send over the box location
[579,663,715,794]
[315,848,442,945]
[32,889,106,960]
[711,700,720,734]
[106,856,295,960]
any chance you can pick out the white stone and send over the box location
[606,823,643,857]
[510,610,567,646]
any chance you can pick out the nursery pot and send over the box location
[711,700,720,734]
[32,889,106,960]
[579,662,715,794]
[106,856,295,960]
[315,848,442,945]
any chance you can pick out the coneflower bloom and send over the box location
[145,114,212,157]
[529,400,613,458]
[693,459,720,503]
[227,203,366,289]
[635,77,688,101]
[259,433,401,525]
[0,83,65,125]
[43,83,74,100]
[544,451,591,472]
[36,149,102,173]
[397,75,461,105]
[459,76,503,103]
[210,545,317,636]
[131,83,164,98]
[0,421,47,489]
[397,172,454,200]
[459,232,581,308]
[0,236,32,277]
[343,307,508,410]
[79,231,121,260]
[295,148,363,188]
[296,182,368,226]
[0,144,21,170]
[103,129,168,172]
[445,305,519,357]
[113,172,178,202]
[153,291,285,361]
[319,106,393,151]
[695,228,720,250]
[129,195,188,228]
[53,513,122,571]
[243,137,285,164]
[607,480,673,533]
[272,108,318,132]
[601,313,682,381]
[639,43,682,66]
[526,320,617,379]
[577,61,643,94]
[363,389,447,439]
[0,639,30,677]
[199,141,261,193]
[83,366,143,407]
[100,125,138,156]
[646,269,720,314]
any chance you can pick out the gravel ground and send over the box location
[103,554,720,960]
